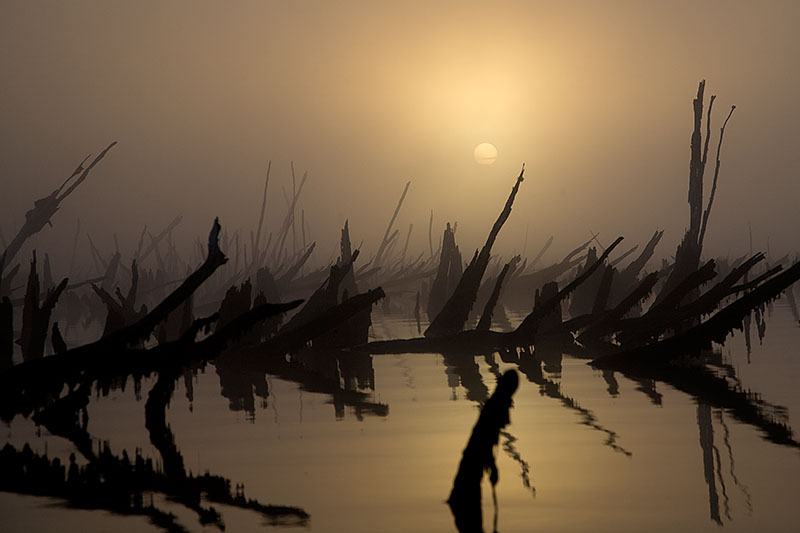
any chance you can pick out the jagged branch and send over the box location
[699,105,736,247]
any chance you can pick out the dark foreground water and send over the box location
[3,302,800,532]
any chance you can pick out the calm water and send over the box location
[3,302,800,532]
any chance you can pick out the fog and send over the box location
[2,1,799,274]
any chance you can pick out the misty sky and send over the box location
[2,1,799,273]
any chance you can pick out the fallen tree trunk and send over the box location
[592,258,800,371]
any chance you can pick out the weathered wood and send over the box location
[427,222,461,321]
[513,237,623,340]
[138,215,183,265]
[477,257,517,331]
[699,105,736,246]
[618,230,663,282]
[337,221,359,299]
[591,264,614,315]
[577,272,659,343]
[272,169,308,265]
[18,252,69,361]
[592,258,800,371]
[616,254,764,347]
[2,142,116,269]
[426,168,524,338]
[374,181,411,268]
[276,242,316,287]
[268,287,384,354]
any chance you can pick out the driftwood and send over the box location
[138,215,183,266]
[275,242,316,287]
[0,296,304,424]
[529,236,553,270]
[2,142,117,270]
[568,247,604,317]
[426,167,524,338]
[364,239,623,356]
[263,287,384,355]
[427,222,462,321]
[576,272,660,343]
[615,254,765,347]
[476,256,519,331]
[0,218,239,418]
[615,229,663,290]
[592,258,800,372]
[92,260,147,338]
[505,235,594,308]
[249,161,271,270]
[374,181,411,268]
[512,237,623,341]
[18,252,69,361]
[272,167,308,265]
[337,220,359,298]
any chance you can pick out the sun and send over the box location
[474,142,498,165]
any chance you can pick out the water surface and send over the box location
[3,303,800,532]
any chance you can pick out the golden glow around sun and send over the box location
[474,142,498,165]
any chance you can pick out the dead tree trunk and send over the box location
[476,257,518,331]
[426,167,524,338]
[656,81,735,310]
[427,222,461,321]
[18,252,69,361]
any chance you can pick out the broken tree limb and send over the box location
[592,258,800,371]
[374,181,411,268]
[621,230,663,279]
[252,161,271,267]
[529,236,554,270]
[513,236,623,341]
[2,142,117,270]
[698,105,736,247]
[138,215,183,265]
[92,218,227,349]
[577,272,660,343]
[477,257,518,331]
[259,287,385,356]
[276,242,316,287]
[272,169,308,265]
[425,167,524,338]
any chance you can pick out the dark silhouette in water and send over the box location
[427,222,463,321]
[0,296,11,368]
[2,81,800,532]
[51,321,67,354]
[18,251,69,361]
[448,369,519,533]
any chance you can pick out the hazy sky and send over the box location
[2,1,799,273]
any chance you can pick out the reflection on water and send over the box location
[3,303,800,532]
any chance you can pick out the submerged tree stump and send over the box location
[448,369,519,533]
